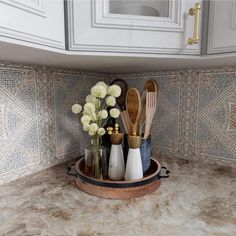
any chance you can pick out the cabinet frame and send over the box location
[0,0,65,49]
[92,0,183,32]
[68,0,201,55]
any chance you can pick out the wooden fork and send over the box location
[138,89,147,135]
[144,92,157,139]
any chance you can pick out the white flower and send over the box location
[108,85,121,98]
[86,95,97,104]
[82,109,89,115]
[90,112,97,122]
[97,128,106,136]
[110,108,120,118]
[96,82,108,91]
[98,109,108,119]
[90,123,98,132]
[81,115,91,125]
[83,124,90,132]
[91,85,107,98]
[84,102,95,114]
[94,98,101,109]
[86,95,100,108]
[71,104,82,114]
[89,129,96,136]
[106,96,116,107]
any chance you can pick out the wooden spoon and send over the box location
[126,88,141,136]
[144,79,158,92]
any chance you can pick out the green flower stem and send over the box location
[91,135,101,179]
[87,94,117,179]
[94,140,100,179]
[97,98,108,128]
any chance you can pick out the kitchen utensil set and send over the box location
[113,79,158,137]
[124,80,158,137]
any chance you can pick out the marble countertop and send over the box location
[0,155,235,236]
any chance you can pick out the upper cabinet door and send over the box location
[208,0,236,54]
[68,0,202,55]
[0,0,65,49]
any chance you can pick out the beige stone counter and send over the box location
[0,155,235,236]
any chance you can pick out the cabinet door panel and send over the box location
[68,0,202,55]
[0,0,65,49]
[208,0,236,54]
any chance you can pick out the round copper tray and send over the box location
[67,158,169,199]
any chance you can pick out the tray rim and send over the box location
[75,157,161,188]
[75,177,161,199]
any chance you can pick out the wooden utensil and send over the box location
[126,88,141,136]
[144,79,158,92]
[139,80,159,135]
[144,92,157,139]
[144,79,159,127]
[120,110,130,134]
[138,89,147,135]
[110,79,128,110]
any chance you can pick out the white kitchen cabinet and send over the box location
[67,0,202,55]
[208,0,236,54]
[1,0,236,73]
[0,0,65,49]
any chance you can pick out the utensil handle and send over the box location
[144,114,155,139]
[144,125,150,139]
[131,124,137,136]
[139,91,147,135]
[139,121,145,136]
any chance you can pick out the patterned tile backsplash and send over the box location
[0,103,6,139]
[115,67,236,167]
[0,62,109,185]
[0,61,236,184]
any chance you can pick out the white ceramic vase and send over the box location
[108,144,125,180]
[124,148,143,181]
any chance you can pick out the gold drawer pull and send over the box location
[187,2,201,45]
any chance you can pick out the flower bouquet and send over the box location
[72,82,121,179]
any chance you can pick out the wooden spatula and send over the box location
[120,110,130,134]
[126,88,141,136]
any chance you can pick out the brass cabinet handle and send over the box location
[187,2,201,45]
